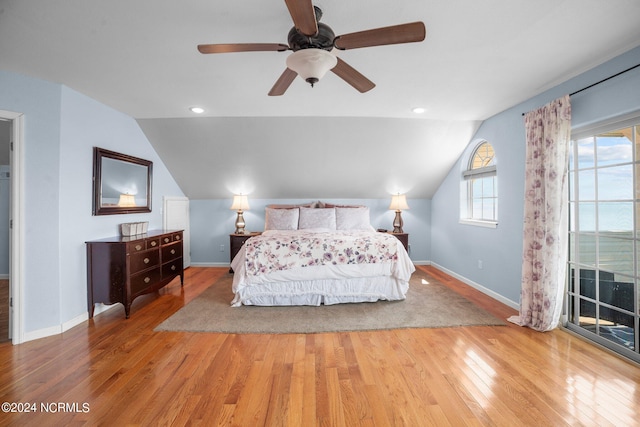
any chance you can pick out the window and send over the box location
[566,117,640,362]
[461,141,497,226]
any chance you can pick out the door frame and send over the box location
[0,110,24,345]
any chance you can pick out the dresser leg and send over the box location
[125,305,131,319]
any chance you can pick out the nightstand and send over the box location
[229,232,261,272]
[387,232,409,252]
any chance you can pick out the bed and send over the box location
[229,203,415,307]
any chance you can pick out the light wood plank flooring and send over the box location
[0,266,639,426]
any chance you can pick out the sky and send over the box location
[569,128,636,233]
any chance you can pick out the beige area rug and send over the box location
[154,270,505,334]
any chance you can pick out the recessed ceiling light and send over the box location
[412,107,426,114]
[190,107,205,114]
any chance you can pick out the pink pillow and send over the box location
[298,207,337,230]
[265,207,299,230]
[336,207,374,230]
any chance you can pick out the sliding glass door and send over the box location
[566,119,639,362]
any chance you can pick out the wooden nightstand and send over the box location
[387,232,409,252]
[229,232,261,272]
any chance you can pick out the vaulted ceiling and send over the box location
[2,1,640,198]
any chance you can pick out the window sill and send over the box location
[459,219,498,229]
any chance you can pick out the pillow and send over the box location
[336,207,374,231]
[265,207,299,230]
[298,207,337,230]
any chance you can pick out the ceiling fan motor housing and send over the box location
[287,22,335,52]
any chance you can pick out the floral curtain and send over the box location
[508,95,571,331]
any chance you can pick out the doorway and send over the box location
[0,120,9,342]
[566,118,640,363]
[0,110,24,345]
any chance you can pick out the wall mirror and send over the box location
[93,147,153,215]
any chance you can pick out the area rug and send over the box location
[154,270,505,334]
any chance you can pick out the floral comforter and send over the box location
[230,230,415,306]
[243,230,400,277]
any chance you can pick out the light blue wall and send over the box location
[190,198,431,264]
[431,46,640,305]
[0,70,63,332]
[0,70,184,336]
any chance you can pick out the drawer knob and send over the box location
[135,244,142,251]
[164,238,170,243]
[151,241,157,247]
[144,257,150,264]
[171,265,176,271]
[170,249,176,255]
[175,235,181,240]
[144,277,151,284]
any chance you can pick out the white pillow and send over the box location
[298,207,337,230]
[336,207,374,231]
[265,207,299,230]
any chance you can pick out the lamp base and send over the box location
[235,211,246,234]
[392,210,404,234]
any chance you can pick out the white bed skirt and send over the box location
[229,232,415,307]
[230,275,409,307]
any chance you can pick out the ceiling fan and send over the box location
[197,0,426,96]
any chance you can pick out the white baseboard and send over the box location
[92,302,119,317]
[429,262,520,310]
[23,325,61,343]
[63,312,88,332]
[189,262,230,267]
[22,309,103,343]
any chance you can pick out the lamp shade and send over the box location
[389,194,409,211]
[230,195,250,211]
[118,194,136,207]
[286,48,337,86]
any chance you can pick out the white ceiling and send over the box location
[2,0,640,199]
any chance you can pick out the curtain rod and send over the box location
[521,62,640,116]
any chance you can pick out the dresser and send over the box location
[86,230,184,319]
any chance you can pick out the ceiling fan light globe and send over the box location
[286,49,337,86]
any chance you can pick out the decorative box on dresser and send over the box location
[86,230,184,319]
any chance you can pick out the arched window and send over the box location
[462,141,497,224]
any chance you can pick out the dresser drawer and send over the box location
[130,249,160,274]
[162,242,182,261]
[162,258,183,278]
[130,267,161,295]
[129,241,146,253]
[128,238,160,253]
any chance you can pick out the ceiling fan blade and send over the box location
[197,43,289,54]
[331,58,375,93]
[334,22,426,50]
[268,68,298,96]
[284,0,318,36]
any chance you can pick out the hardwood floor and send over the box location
[1,266,639,426]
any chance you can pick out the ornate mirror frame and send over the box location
[92,147,153,215]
